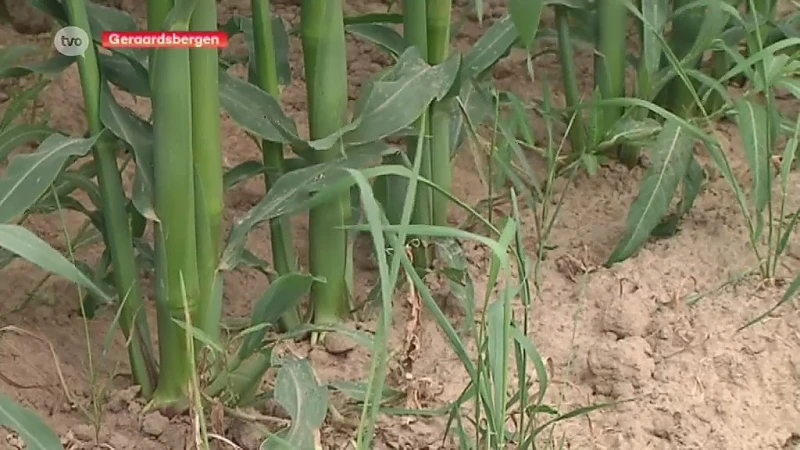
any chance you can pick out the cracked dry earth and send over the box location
[2,0,800,449]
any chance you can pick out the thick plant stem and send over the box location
[147,0,173,30]
[426,0,452,228]
[555,6,587,154]
[64,0,156,396]
[251,0,300,331]
[151,35,200,408]
[301,0,350,325]
[595,0,630,164]
[402,0,432,270]
[189,0,224,341]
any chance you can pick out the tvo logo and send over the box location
[54,26,90,57]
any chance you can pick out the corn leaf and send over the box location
[508,0,544,49]
[87,2,138,33]
[735,98,772,215]
[0,394,63,450]
[98,53,151,97]
[0,133,101,223]
[237,273,315,360]
[223,160,265,190]
[218,69,303,147]
[0,224,112,302]
[264,358,329,450]
[98,84,156,221]
[462,15,518,77]
[0,46,75,79]
[640,0,669,78]
[30,0,68,23]
[220,144,387,270]
[607,120,694,264]
[0,124,56,164]
[221,16,292,86]
[340,48,460,147]
[346,23,409,57]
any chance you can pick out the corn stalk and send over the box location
[63,0,156,395]
[301,0,351,326]
[250,0,300,331]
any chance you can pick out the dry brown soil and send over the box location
[1,0,800,449]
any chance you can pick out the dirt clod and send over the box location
[141,411,169,437]
[71,423,95,442]
[108,386,140,413]
[601,294,656,338]
[586,336,655,397]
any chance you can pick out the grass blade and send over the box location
[734,98,773,215]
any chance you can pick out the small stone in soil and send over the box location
[141,411,169,437]
[322,330,359,355]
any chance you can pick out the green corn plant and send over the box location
[301,0,351,328]
[404,0,433,270]
[249,0,300,331]
[426,0,454,229]
[189,0,225,341]
[62,0,157,395]
[595,0,633,166]
[147,0,204,408]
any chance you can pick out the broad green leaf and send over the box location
[597,117,662,151]
[607,120,693,264]
[340,48,461,147]
[98,84,156,220]
[219,69,302,147]
[0,224,112,302]
[30,0,68,23]
[223,160,265,190]
[0,133,101,223]
[221,16,292,86]
[508,0,544,49]
[640,0,669,78]
[0,124,56,164]
[87,2,138,33]
[0,46,75,79]
[0,394,64,450]
[346,23,409,57]
[220,144,388,269]
[679,155,705,217]
[264,358,329,450]
[735,98,772,214]
[237,273,315,360]
[98,53,151,97]
[462,15,518,77]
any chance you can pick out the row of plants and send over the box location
[0,0,798,448]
